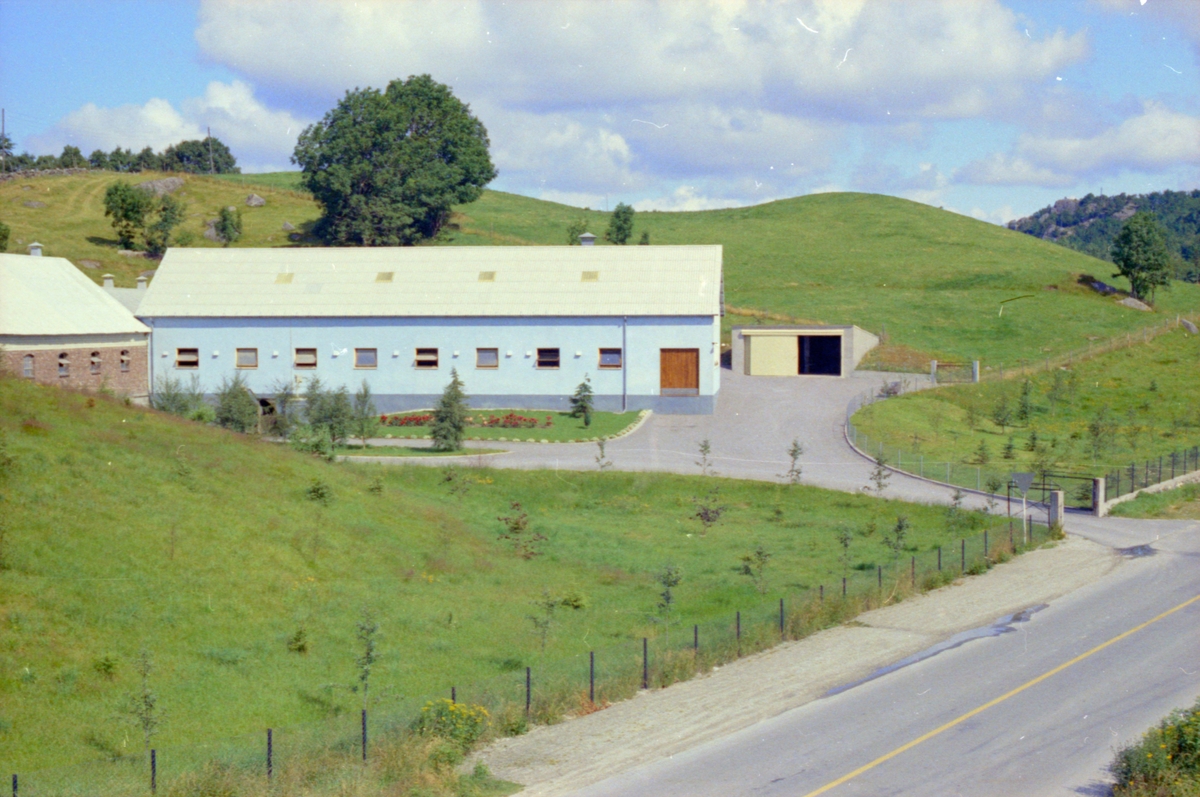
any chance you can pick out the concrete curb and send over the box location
[338,450,508,464]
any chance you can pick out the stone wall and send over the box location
[0,167,97,184]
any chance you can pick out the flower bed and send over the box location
[381,412,553,429]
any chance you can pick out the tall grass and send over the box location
[1112,698,1200,796]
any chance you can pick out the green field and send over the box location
[1109,483,1200,520]
[0,373,999,772]
[5,171,1199,365]
[849,327,1200,481]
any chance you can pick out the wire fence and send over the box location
[11,518,1054,796]
[1105,447,1200,500]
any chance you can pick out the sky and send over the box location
[1,0,1197,225]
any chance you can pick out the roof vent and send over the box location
[478,271,496,282]
[578,232,596,246]
[103,274,115,289]
[27,242,43,257]
[581,271,599,282]
[275,273,294,284]
[375,271,394,283]
[137,275,148,290]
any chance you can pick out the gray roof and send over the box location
[104,287,145,314]
[0,254,150,336]
[137,246,723,318]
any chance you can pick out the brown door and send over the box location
[660,348,699,394]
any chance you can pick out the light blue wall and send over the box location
[143,315,720,414]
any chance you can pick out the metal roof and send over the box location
[0,254,150,336]
[137,246,723,318]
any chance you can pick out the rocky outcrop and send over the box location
[135,177,185,196]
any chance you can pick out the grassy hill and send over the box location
[5,171,1200,366]
[0,374,991,773]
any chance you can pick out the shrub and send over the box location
[214,205,243,246]
[0,220,9,252]
[305,479,332,505]
[213,373,259,433]
[152,374,205,418]
[1113,698,1200,794]
[412,699,490,749]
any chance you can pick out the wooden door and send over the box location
[660,348,699,394]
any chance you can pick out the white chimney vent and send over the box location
[27,242,43,257]
[102,274,115,289]
[578,232,596,246]
[136,276,148,290]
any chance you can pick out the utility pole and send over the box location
[207,126,214,174]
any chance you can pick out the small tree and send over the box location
[696,438,716,476]
[355,609,378,714]
[604,202,634,245]
[991,394,1012,433]
[867,457,890,495]
[739,544,772,594]
[836,526,853,579]
[886,516,910,564]
[214,205,243,245]
[594,439,613,471]
[569,375,594,426]
[526,590,581,652]
[1112,212,1172,303]
[655,564,683,630]
[638,231,650,245]
[352,380,378,447]
[1002,437,1016,460]
[691,488,725,535]
[984,476,1004,514]
[103,181,154,249]
[144,193,186,255]
[497,501,546,559]
[214,372,259,433]
[0,219,10,253]
[565,218,588,245]
[780,438,804,484]
[1016,379,1034,423]
[121,650,160,757]
[306,378,352,449]
[431,369,469,451]
[973,439,990,465]
[441,467,473,500]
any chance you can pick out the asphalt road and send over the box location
[566,518,1200,797]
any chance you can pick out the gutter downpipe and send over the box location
[622,315,628,413]
[146,318,155,403]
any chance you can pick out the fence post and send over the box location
[525,667,531,715]
[931,359,938,384]
[911,556,916,587]
[877,564,882,589]
[779,598,785,638]
[842,576,847,597]
[984,530,988,559]
[642,638,649,688]
[693,624,699,654]
[961,539,965,573]
[451,686,456,703]
[819,584,824,602]
[11,774,15,797]
[361,709,368,762]
[736,612,742,657]
[977,467,980,490]
[151,749,157,794]
[267,728,273,782]
[972,360,980,383]
[937,546,942,571]
[589,651,595,704]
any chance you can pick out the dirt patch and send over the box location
[474,535,1117,796]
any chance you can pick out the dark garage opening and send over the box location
[799,335,842,376]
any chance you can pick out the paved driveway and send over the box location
[360,368,1011,508]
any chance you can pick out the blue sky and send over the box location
[1,0,1197,224]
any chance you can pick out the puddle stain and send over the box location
[823,604,1050,698]
[1116,545,1155,558]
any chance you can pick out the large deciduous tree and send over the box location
[292,74,496,246]
[162,137,239,174]
[103,181,154,249]
[1112,212,1172,303]
[605,203,635,245]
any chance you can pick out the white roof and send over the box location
[137,246,723,318]
[0,254,150,336]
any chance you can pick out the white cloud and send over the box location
[957,101,1200,187]
[955,153,1077,187]
[29,81,311,172]
[969,205,1016,225]
[632,186,749,212]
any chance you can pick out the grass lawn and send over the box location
[377,409,643,443]
[8,171,1199,366]
[850,328,1200,483]
[1109,483,1200,519]
[335,444,507,457]
[0,374,997,772]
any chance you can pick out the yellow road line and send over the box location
[801,593,1200,797]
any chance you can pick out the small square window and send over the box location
[294,348,317,369]
[415,348,439,369]
[476,348,499,368]
[176,348,199,369]
[90,351,102,375]
[536,348,560,369]
[355,348,378,369]
[599,348,623,369]
[236,348,258,369]
[58,353,69,377]
[120,350,131,373]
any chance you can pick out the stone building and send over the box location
[1,252,150,400]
